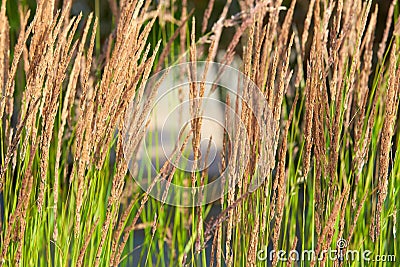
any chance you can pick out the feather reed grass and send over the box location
[0,0,399,266]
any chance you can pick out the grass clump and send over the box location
[0,0,399,266]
